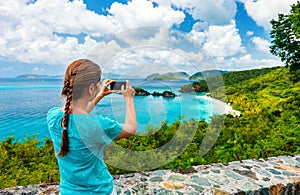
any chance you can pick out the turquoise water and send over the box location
[0,78,223,141]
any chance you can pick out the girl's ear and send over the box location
[88,83,95,95]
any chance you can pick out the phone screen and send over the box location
[110,81,126,90]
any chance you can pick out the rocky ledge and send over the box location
[1,155,300,195]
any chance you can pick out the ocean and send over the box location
[0,78,224,142]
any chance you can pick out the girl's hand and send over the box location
[98,79,118,98]
[121,80,135,100]
[86,79,117,113]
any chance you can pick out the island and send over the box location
[152,91,177,97]
[133,87,177,97]
[133,87,150,96]
[145,72,190,81]
[17,73,141,79]
[102,72,141,79]
[16,74,63,78]
[144,70,228,81]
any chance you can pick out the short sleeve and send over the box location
[97,116,123,141]
[47,107,62,129]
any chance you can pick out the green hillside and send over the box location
[189,70,228,80]
[180,67,280,94]
[222,67,279,86]
[207,66,300,162]
[214,66,300,112]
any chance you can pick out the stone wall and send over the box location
[1,155,300,195]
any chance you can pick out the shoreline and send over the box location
[197,95,241,117]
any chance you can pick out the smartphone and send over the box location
[110,81,126,90]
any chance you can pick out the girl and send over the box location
[47,59,136,194]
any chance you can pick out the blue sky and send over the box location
[0,0,298,77]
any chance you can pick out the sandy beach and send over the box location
[197,95,241,117]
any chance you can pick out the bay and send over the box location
[0,78,224,142]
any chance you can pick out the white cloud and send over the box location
[86,25,219,77]
[0,0,285,76]
[88,40,124,69]
[216,54,283,70]
[151,0,237,25]
[0,0,104,64]
[109,0,185,29]
[246,31,254,37]
[202,20,245,57]
[27,0,117,36]
[0,0,185,66]
[188,21,246,58]
[1,66,14,72]
[88,25,281,76]
[114,27,171,48]
[94,21,246,73]
[95,45,193,75]
[88,36,213,77]
[192,21,209,32]
[240,0,298,29]
[251,36,271,53]
[20,0,184,36]
[33,67,45,72]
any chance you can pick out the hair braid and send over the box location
[57,59,101,157]
[58,81,72,157]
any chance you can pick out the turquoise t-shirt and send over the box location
[47,107,123,195]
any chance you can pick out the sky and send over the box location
[0,0,298,78]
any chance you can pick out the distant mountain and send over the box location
[102,72,141,78]
[102,73,122,78]
[145,70,229,81]
[190,70,229,80]
[16,74,63,78]
[17,73,141,79]
[146,72,190,80]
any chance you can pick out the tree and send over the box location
[270,1,300,72]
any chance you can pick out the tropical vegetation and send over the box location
[270,1,300,73]
[1,65,299,188]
